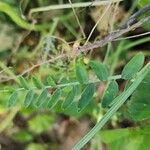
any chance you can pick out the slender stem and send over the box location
[103,2,119,65]
[72,62,150,150]
[0,75,122,93]
[29,0,123,17]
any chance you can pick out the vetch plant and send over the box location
[0,2,150,150]
[3,52,150,149]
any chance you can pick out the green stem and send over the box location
[72,62,150,150]
[0,75,121,93]
[0,1,48,31]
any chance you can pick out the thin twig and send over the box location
[21,54,66,76]
[68,0,86,38]
[114,31,150,41]
[29,0,123,17]
[85,2,112,45]
[76,16,150,54]
[103,2,119,64]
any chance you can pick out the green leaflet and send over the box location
[7,91,18,107]
[78,84,95,112]
[62,86,78,109]
[24,90,34,108]
[101,80,119,108]
[19,76,30,90]
[47,76,56,87]
[76,63,88,84]
[121,52,145,79]
[35,88,48,107]
[47,89,62,110]
[127,70,150,121]
[32,76,44,89]
[89,61,109,81]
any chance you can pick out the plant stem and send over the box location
[0,75,121,93]
[72,62,150,150]
[29,0,123,17]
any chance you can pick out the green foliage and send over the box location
[47,76,56,87]
[3,52,150,149]
[1,1,150,149]
[7,91,18,107]
[100,127,150,150]
[13,130,33,142]
[62,85,78,109]
[19,76,30,90]
[24,90,35,108]
[76,63,88,84]
[26,143,45,150]
[138,0,150,7]
[121,52,145,79]
[89,60,109,81]
[28,114,54,134]
[35,88,49,108]
[101,80,119,108]
[127,70,150,121]
[47,88,62,110]
[6,52,150,118]
[78,84,95,112]
[32,76,44,89]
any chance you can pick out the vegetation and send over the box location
[0,0,150,150]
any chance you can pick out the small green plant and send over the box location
[0,1,150,149]
[3,52,150,149]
